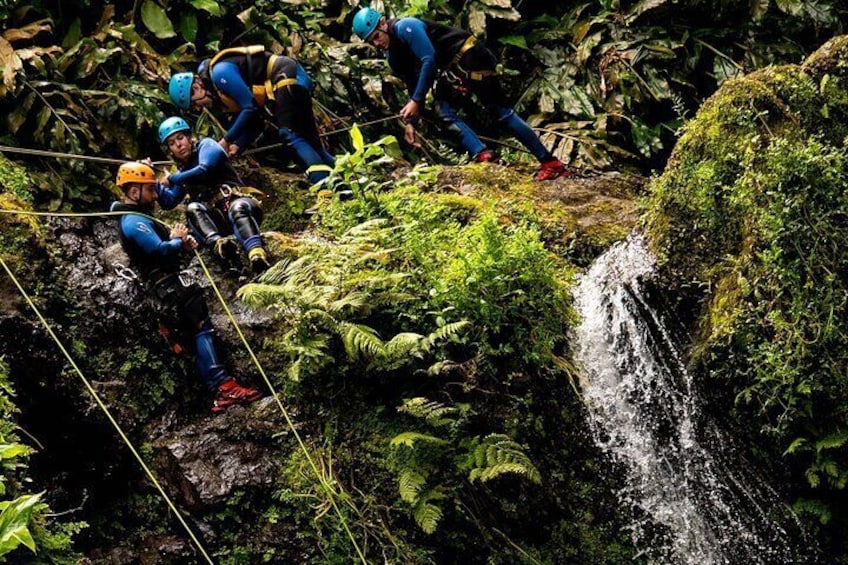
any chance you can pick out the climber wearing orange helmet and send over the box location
[110,162,262,414]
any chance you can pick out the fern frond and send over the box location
[466,434,541,484]
[326,291,370,314]
[412,490,445,534]
[398,469,426,504]
[421,320,471,352]
[398,397,460,427]
[338,322,385,361]
[390,432,448,448]
[236,283,292,308]
[384,332,425,357]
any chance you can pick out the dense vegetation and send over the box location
[645,36,848,559]
[1,0,848,562]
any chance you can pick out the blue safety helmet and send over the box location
[158,116,191,144]
[168,72,194,110]
[352,7,381,41]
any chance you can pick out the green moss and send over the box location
[0,155,33,203]
[644,35,848,546]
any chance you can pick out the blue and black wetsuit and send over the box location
[111,201,228,392]
[158,137,263,255]
[205,51,335,184]
[386,17,553,162]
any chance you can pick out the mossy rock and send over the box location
[437,164,640,265]
[240,166,315,233]
[644,60,830,279]
[803,35,848,80]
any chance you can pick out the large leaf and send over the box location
[774,0,803,16]
[750,0,771,21]
[498,35,528,50]
[177,12,198,43]
[350,123,364,153]
[468,8,486,36]
[0,493,41,556]
[188,0,224,17]
[0,36,19,97]
[1,19,52,43]
[140,0,176,39]
[7,91,35,133]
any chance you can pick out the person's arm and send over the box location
[211,62,263,148]
[167,139,228,186]
[395,18,437,104]
[156,180,185,210]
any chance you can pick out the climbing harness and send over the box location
[0,207,370,565]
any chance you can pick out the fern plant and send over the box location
[238,220,470,382]
[390,397,541,534]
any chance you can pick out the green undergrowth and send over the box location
[644,34,848,551]
[0,360,83,563]
[226,127,634,561]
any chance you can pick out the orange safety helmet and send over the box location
[116,162,156,187]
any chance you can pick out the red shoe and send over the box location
[475,149,498,163]
[534,158,569,181]
[211,379,262,413]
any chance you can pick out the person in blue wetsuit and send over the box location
[156,116,269,274]
[110,162,262,414]
[167,46,336,186]
[352,8,568,181]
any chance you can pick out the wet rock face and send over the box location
[8,215,289,556]
[150,397,284,510]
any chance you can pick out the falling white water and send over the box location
[573,234,811,564]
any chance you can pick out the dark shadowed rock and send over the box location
[149,397,287,509]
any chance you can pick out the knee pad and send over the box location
[228,198,251,218]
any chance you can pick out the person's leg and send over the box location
[432,98,487,158]
[185,202,221,245]
[178,288,261,410]
[228,197,269,273]
[274,80,334,185]
[228,197,263,252]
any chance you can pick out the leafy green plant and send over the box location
[0,361,83,561]
[390,397,541,534]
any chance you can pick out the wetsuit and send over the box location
[204,50,335,184]
[386,17,553,162]
[111,201,228,392]
[158,137,263,254]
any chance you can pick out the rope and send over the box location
[0,254,215,565]
[0,145,171,167]
[242,114,401,157]
[194,253,370,564]
[0,207,369,563]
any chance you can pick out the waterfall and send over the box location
[573,234,811,564]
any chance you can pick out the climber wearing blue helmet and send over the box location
[156,116,270,274]
[166,46,336,186]
[351,7,569,181]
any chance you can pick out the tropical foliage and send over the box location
[1,0,848,561]
[644,36,848,543]
[0,0,844,209]
[0,361,82,562]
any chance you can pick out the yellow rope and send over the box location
[1,207,369,563]
[0,255,216,565]
[194,253,369,564]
